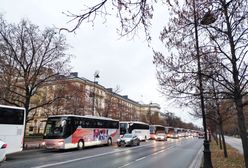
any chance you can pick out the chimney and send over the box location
[70,72,78,77]
[107,88,113,92]
[123,95,128,99]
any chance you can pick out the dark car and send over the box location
[198,133,204,139]
[117,134,140,147]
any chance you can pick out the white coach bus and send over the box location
[120,121,150,141]
[0,105,26,154]
[43,115,119,150]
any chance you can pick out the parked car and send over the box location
[117,134,140,147]
[0,139,7,163]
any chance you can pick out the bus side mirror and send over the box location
[61,120,66,127]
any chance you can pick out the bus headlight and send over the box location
[57,140,64,146]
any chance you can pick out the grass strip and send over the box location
[210,140,244,168]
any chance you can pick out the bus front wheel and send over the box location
[77,140,84,150]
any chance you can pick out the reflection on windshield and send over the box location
[44,118,67,137]
[123,134,132,138]
[157,133,164,136]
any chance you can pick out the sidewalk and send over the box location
[224,136,243,154]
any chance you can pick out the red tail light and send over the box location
[1,143,7,149]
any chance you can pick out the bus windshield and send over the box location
[149,126,155,134]
[120,123,128,135]
[44,117,67,138]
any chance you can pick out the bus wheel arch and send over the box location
[77,140,84,150]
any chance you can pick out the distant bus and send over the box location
[165,127,179,139]
[149,125,166,140]
[0,105,26,154]
[43,115,119,150]
[120,121,150,141]
[176,128,184,138]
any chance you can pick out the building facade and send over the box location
[26,73,163,135]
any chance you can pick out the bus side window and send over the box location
[90,119,96,128]
[80,119,85,128]
[85,121,90,128]
[113,121,119,129]
[74,119,80,129]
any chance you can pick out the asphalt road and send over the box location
[1,138,203,168]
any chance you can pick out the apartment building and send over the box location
[26,72,163,135]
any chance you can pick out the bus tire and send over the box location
[107,138,112,146]
[77,140,84,150]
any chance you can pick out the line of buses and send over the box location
[0,105,202,153]
[42,115,200,150]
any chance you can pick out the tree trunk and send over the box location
[220,123,228,158]
[23,95,30,148]
[219,133,222,150]
[222,1,248,166]
[235,99,248,167]
[213,133,218,145]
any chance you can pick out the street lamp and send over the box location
[148,102,152,124]
[193,0,214,167]
[92,71,100,116]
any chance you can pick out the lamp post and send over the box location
[148,102,152,124]
[92,71,100,116]
[193,0,213,167]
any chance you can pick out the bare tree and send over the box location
[153,0,205,116]
[204,79,230,158]
[0,17,71,124]
[200,1,248,166]
[60,0,154,40]
[56,79,87,115]
[103,86,121,117]
[154,0,248,166]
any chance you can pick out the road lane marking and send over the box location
[117,145,175,168]
[188,144,203,168]
[117,139,198,168]
[32,140,183,168]
[118,157,147,168]
[31,143,155,168]
[135,156,146,161]
[151,149,165,156]
[118,163,131,168]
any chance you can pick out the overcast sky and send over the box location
[1,0,201,126]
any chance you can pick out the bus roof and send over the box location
[150,124,165,127]
[0,104,25,110]
[120,121,149,125]
[165,126,174,128]
[48,114,119,121]
[83,115,119,121]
